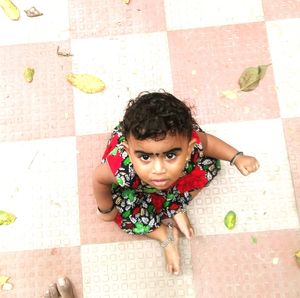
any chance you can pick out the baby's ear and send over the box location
[122,140,129,153]
[187,138,197,156]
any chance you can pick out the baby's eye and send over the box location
[165,152,176,160]
[140,154,150,161]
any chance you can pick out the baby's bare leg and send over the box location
[146,224,181,275]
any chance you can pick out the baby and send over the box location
[93,91,259,275]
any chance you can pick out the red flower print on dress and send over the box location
[176,167,208,193]
[151,194,164,213]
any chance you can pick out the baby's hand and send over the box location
[234,155,259,176]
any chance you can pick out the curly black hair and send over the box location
[120,91,196,140]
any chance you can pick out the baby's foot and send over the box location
[173,211,194,240]
[163,225,181,275]
[44,277,74,298]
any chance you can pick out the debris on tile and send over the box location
[295,250,300,267]
[57,46,73,57]
[272,257,279,265]
[251,236,257,244]
[239,64,271,92]
[0,210,16,225]
[221,89,240,100]
[224,210,236,230]
[2,282,13,291]
[66,73,105,93]
[123,0,130,4]
[23,67,35,83]
[0,275,10,286]
[0,0,20,20]
[24,6,43,17]
[191,70,197,75]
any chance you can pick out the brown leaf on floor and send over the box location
[239,64,271,92]
[57,46,73,57]
[24,6,43,17]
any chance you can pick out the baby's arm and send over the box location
[198,132,259,176]
[92,162,118,221]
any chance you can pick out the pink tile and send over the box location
[168,23,279,124]
[76,134,142,244]
[0,247,83,297]
[0,41,74,142]
[191,230,300,298]
[263,0,300,21]
[283,118,300,216]
[69,0,166,38]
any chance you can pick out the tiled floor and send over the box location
[0,0,300,297]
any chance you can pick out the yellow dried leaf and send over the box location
[221,90,239,100]
[239,64,271,92]
[295,250,300,267]
[123,0,130,4]
[0,0,20,20]
[0,276,10,286]
[0,210,16,225]
[66,74,105,94]
[24,67,35,83]
[224,210,236,230]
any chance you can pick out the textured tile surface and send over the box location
[191,230,300,298]
[266,19,300,118]
[188,119,299,236]
[0,0,299,297]
[164,0,264,30]
[71,32,173,135]
[0,137,80,252]
[168,23,279,125]
[81,239,194,298]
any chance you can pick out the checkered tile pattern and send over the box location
[0,1,299,297]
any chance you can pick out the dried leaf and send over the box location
[24,67,35,83]
[295,250,300,267]
[57,46,73,57]
[239,64,271,92]
[0,210,16,225]
[0,276,10,286]
[24,6,43,17]
[2,282,13,291]
[66,74,105,94]
[123,0,130,4]
[224,210,236,230]
[0,0,20,20]
[272,257,279,265]
[221,89,240,100]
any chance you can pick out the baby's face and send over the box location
[123,133,196,190]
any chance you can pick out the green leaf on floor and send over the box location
[0,0,20,20]
[251,236,257,244]
[238,64,271,92]
[0,210,16,225]
[224,210,236,230]
[24,67,35,83]
[295,250,300,267]
[0,275,10,286]
[66,73,105,94]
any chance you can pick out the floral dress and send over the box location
[101,124,220,235]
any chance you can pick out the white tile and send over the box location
[188,119,299,235]
[71,32,174,135]
[0,0,69,46]
[164,0,264,31]
[267,19,300,118]
[0,137,80,251]
[81,240,195,298]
